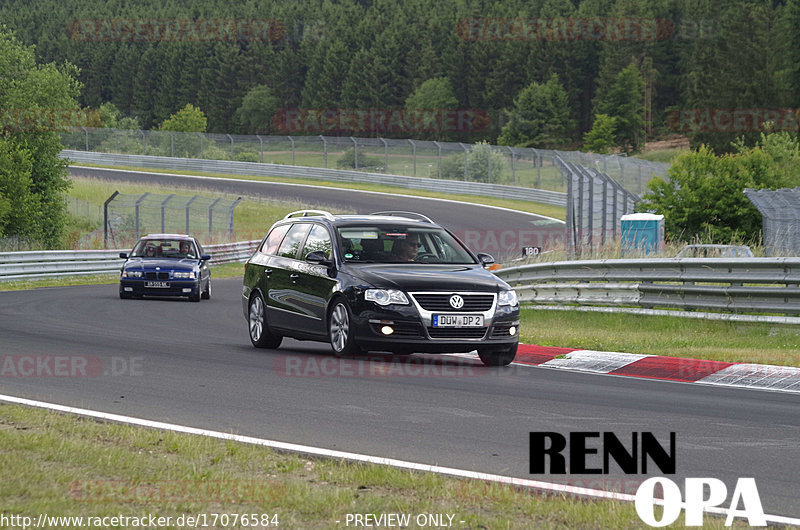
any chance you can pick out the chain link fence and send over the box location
[557,157,639,257]
[61,128,668,195]
[745,188,800,256]
[102,191,242,249]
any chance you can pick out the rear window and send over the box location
[261,224,291,255]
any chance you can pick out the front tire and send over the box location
[248,293,283,348]
[478,342,518,367]
[201,278,211,299]
[328,301,360,357]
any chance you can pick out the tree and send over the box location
[159,104,207,133]
[594,63,645,153]
[639,136,800,242]
[404,77,458,140]
[582,114,618,154]
[497,74,575,148]
[234,85,280,134]
[0,27,81,247]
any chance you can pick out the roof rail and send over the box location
[370,211,434,223]
[283,210,336,221]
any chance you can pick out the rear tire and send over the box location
[249,293,282,349]
[478,342,518,367]
[328,300,361,357]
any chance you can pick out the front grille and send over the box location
[427,327,487,339]
[412,293,494,312]
[145,272,170,280]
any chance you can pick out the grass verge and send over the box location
[520,309,800,367]
[69,163,567,221]
[0,402,747,529]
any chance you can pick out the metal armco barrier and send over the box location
[60,150,568,207]
[0,240,260,281]
[495,258,800,317]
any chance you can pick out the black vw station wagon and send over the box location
[242,211,520,366]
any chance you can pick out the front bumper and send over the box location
[120,279,200,297]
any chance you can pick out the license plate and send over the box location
[432,314,484,327]
[145,281,169,288]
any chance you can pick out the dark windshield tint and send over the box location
[131,239,196,258]
[337,225,475,264]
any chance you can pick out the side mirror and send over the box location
[200,255,211,261]
[119,252,128,259]
[305,251,333,267]
[476,253,495,268]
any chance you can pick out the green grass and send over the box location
[0,403,750,529]
[69,163,567,221]
[520,309,800,367]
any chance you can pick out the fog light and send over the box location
[182,288,192,293]
[124,287,133,292]
[509,326,517,336]
[381,326,394,335]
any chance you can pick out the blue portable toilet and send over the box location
[620,213,665,256]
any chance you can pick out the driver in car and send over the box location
[391,234,421,261]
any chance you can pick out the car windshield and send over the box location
[130,239,196,258]
[337,225,475,264]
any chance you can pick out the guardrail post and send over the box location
[103,191,119,249]
[256,135,264,163]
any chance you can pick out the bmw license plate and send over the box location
[145,281,169,288]
[432,314,484,327]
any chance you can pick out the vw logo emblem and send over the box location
[449,294,464,309]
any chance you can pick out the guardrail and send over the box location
[0,240,260,281]
[495,258,800,319]
[61,150,568,207]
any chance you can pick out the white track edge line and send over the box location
[1,393,797,525]
[69,165,565,223]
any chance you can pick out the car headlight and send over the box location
[173,271,196,279]
[498,290,518,306]
[122,270,142,278]
[365,289,409,306]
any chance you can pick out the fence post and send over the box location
[208,197,222,235]
[186,195,198,234]
[229,197,242,239]
[487,144,493,183]
[409,139,416,177]
[161,194,175,233]
[82,127,89,151]
[135,193,150,240]
[380,137,388,172]
[507,146,515,183]
[320,135,327,168]
[434,141,442,178]
[256,135,264,163]
[351,137,358,169]
[169,132,174,157]
[103,191,119,249]
[227,134,234,160]
[460,143,468,180]
[288,136,295,164]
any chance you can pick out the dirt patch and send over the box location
[643,135,690,151]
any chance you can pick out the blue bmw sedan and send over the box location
[119,234,211,302]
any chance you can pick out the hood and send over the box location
[124,257,197,271]
[347,263,505,292]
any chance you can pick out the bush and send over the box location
[234,151,261,163]
[335,148,383,170]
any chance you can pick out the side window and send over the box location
[261,224,291,255]
[276,223,311,259]
[301,224,332,259]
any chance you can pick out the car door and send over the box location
[265,222,311,331]
[289,223,337,337]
